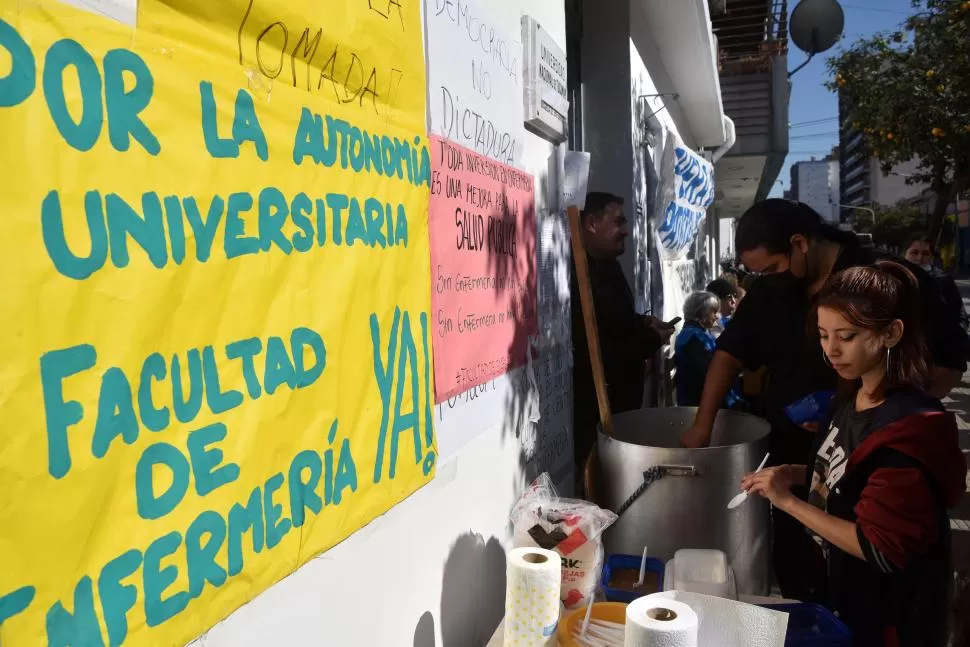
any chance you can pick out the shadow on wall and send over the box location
[411,533,507,647]
[631,80,664,317]
[414,32,573,633]
[488,160,575,495]
[533,159,576,485]
[413,611,435,647]
[489,181,539,480]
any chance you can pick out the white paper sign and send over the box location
[522,15,568,142]
[657,130,715,261]
[561,151,590,210]
[657,225,700,327]
[525,342,574,492]
[425,0,525,165]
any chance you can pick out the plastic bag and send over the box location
[510,473,618,609]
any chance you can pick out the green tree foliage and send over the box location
[826,0,970,238]
[855,201,955,251]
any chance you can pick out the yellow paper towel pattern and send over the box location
[506,583,559,644]
[505,548,561,646]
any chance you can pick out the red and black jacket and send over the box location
[811,389,966,647]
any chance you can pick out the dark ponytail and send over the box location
[815,260,929,393]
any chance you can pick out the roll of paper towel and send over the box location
[504,547,561,647]
[625,594,698,647]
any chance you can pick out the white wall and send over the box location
[580,0,688,315]
[629,18,686,317]
[189,2,570,646]
[871,158,927,207]
[629,39,695,323]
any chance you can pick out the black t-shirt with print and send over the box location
[807,389,944,548]
[808,398,882,518]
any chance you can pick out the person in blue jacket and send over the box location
[706,277,739,336]
[675,291,743,408]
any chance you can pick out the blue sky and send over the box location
[768,0,919,197]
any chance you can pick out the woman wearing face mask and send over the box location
[674,291,744,408]
[742,261,966,647]
[903,233,969,338]
[903,233,939,273]
[680,200,967,602]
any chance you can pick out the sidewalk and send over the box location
[945,281,970,645]
[944,280,970,557]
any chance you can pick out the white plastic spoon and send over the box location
[635,545,648,587]
[727,452,770,510]
[580,592,594,637]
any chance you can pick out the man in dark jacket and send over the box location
[571,192,672,478]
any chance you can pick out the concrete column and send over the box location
[580,0,636,282]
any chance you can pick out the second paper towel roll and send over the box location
[625,594,698,647]
[504,547,561,647]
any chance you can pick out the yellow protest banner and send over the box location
[0,1,435,645]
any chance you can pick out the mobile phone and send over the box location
[664,317,682,328]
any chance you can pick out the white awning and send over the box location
[632,0,727,148]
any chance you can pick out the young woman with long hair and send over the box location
[742,261,967,646]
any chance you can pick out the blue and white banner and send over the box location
[657,131,715,261]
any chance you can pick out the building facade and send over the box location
[710,0,790,257]
[838,90,926,220]
[838,91,870,216]
[790,156,839,223]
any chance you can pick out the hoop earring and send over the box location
[822,350,832,367]
[886,347,893,377]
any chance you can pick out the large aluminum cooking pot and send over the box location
[597,407,771,595]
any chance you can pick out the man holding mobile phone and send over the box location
[571,192,674,484]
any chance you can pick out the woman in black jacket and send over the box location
[743,261,966,646]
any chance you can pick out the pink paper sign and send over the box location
[429,136,538,402]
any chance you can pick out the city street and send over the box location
[946,281,970,643]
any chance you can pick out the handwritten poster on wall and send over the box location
[429,136,537,402]
[425,0,525,165]
[657,130,715,261]
[525,344,574,488]
[0,1,434,645]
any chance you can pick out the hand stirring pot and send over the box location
[726,452,770,510]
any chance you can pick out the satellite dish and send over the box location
[790,0,845,56]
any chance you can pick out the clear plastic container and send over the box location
[663,549,737,599]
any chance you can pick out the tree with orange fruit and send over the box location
[826,0,970,240]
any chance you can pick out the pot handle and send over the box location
[657,464,699,477]
[614,464,699,517]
